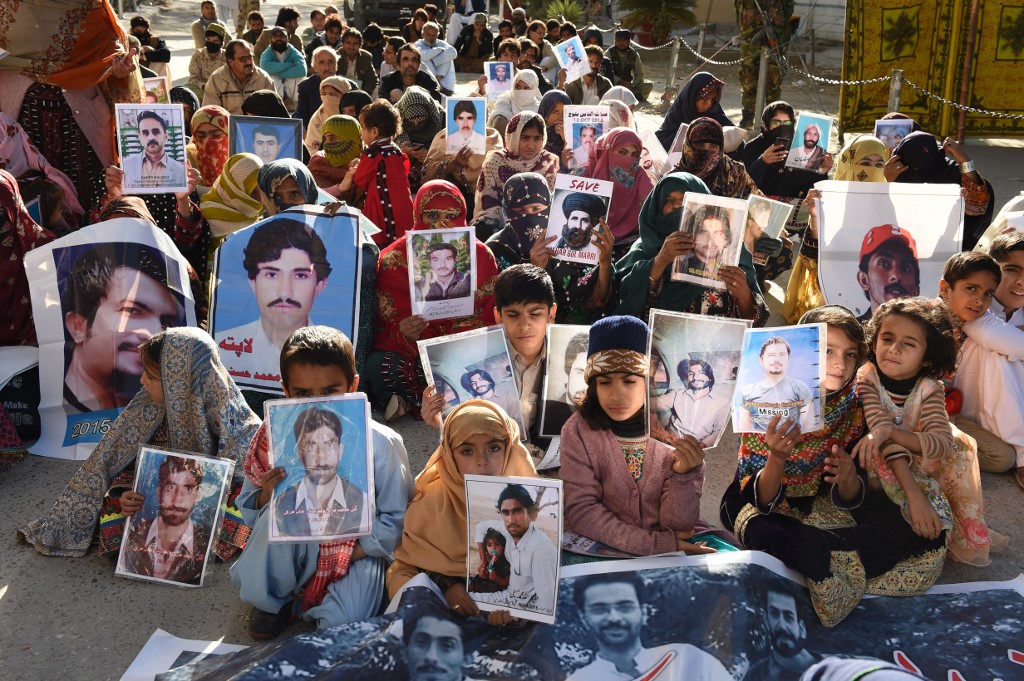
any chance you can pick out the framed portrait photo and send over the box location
[544,174,612,266]
[407,227,477,322]
[265,393,374,543]
[115,103,188,195]
[670,193,747,289]
[229,115,303,165]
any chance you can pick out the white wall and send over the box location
[794,0,847,44]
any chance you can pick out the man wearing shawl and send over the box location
[608,29,653,102]
[379,45,444,104]
[204,40,276,115]
[788,124,827,171]
[414,23,457,96]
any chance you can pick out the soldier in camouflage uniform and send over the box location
[237,0,260,37]
[736,0,794,127]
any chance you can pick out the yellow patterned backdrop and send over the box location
[840,0,1024,137]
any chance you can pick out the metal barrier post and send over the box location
[697,23,706,54]
[888,69,903,112]
[754,46,769,124]
[666,37,681,93]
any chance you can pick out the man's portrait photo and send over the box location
[557,36,587,82]
[785,113,831,171]
[229,115,303,164]
[735,327,823,434]
[141,76,170,104]
[855,224,920,323]
[486,62,514,101]
[554,192,604,252]
[671,196,746,288]
[539,327,589,436]
[57,242,187,414]
[401,604,471,681]
[116,449,231,587]
[417,241,470,301]
[571,122,601,168]
[545,174,612,265]
[116,104,188,193]
[743,581,821,681]
[467,479,561,623]
[459,368,520,422]
[446,98,487,154]
[873,119,913,152]
[408,227,477,321]
[267,396,372,542]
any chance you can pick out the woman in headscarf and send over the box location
[421,116,503,220]
[615,172,769,325]
[186,105,230,191]
[339,89,373,118]
[487,172,615,323]
[385,401,537,607]
[17,328,262,561]
[734,101,831,198]
[307,114,362,197]
[304,76,352,154]
[656,72,732,149]
[170,86,201,136]
[394,85,446,194]
[489,70,542,140]
[474,111,559,235]
[366,181,500,420]
[601,85,639,110]
[571,128,655,258]
[200,152,264,250]
[674,117,760,199]
[887,130,993,250]
[780,135,889,323]
[605,100,635,131]
[0,113,84,226]
[538,89,572,169]
[242,89,290,118]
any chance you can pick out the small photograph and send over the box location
[785,112,832,171]
[266,393,373,542]
[554,35,588,83]
[564,105,607,169]
[142,76,171,104]
[648,310,748,449]
[732,324,825,434]
[670,193,747,289]
[665,122,689,169]
[485,61,515,102]
[115,448,233,587]
[873,118,914,153]
[638,129,669,179]
[746,195,795,266]
[544,174,613,266]
[115,103,188,194]
[229,115,303,165]
[446,98,487,155]
[407,227,476,322]
[538,324,591,437]
[465,474,562,624]
[418,326,526,434]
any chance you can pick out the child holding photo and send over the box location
[351,100,415,247]
[560,316,737,560]
[854,298,1005,567]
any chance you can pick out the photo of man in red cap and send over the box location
[856,224,920,322]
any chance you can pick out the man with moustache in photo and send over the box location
[571,124,597,168]
[555,192,605,252]
[459,369,520,421]
[215,218,331,381]
[542,332,588,432]
[787,124,827,171]
[674,205,733,280]
[417,242,471,302]
[744,584,821,681]
[652,358,732,448]
[403,608,470,681]
[855,225,920,323]
[122,111,187,190]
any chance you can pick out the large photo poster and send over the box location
[563,105,608,169]
[265,394,373,543]
[210,206,362,393]
[407,227,477,322]
[670,193,747,289]
[816,181,963,323]
[159,552,1024,681]
[24,219,196,460]
[543,175,612,266]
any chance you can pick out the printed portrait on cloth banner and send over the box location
[785,112,832,171]
[538,324,591,438]
[564,105,607,170]
[210,206,362,393]
[445,98,487,155]
[465,475,562,624]
[407,227,477,322]
[24,219,195,460]
[116,103,189,195]
[816,181,963,323]
[229,115,303,165]
[543,175,612,266]
[732,324,825,434]
[115,447,233,588]
[418,326,526,436]
[266,393,373,543]
[486,62,514,101]
[647,310,748,450]
[554,36,588,84]
[670,193,747,289]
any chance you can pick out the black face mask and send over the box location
[271,41,288,53]
[133,30,151,42]
[206,41,221,54]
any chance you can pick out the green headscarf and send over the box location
[321,114,362,168]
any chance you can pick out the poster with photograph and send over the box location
[732,324,825,434]
[554,35,588,83]
[210,206,362,393]
[445,97,487,154]
[538,324,590,437]
[407,227,476,322]
[142,76,171,104]
[561,530,633,559]
[543,174,612,266]
[465,474,562,624]
[816,181,963,323]
[647,310,748,450]
[122,629,248,681]
[229,115,303,165]
[265,393,373,543]
[785,112,832,171]
[115,103,188,195]
[115,447,233,588]
[24,218,196,460]
[417,326,526,435]
[670,193,747,289]
[665,122,689,170]
[638,129,669,179]
[564,105,607,169]
[746,195,795,266]
[486,62,515,102]
[873,118,914,152]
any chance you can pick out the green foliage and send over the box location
[544,0,585,26]
[619,0,698,44]
[414,232,471,277]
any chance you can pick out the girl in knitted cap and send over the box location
[560,315,737,560]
